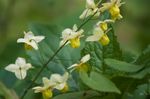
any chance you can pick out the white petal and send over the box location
[73,24,78,31]
[86,35,100,41]
[42,77,52,88]
[32,86,44,93]
[24,31,34,39]
[29,40,38,50]
[50,74,62,83]
[14,69,27,80]
[104,19,115,23]
[79,9,92,19]
[5,64,19,73]
[22,63,32,70]
[62,72,69,82]
[62,28,72,38]
[15,57,26,67]
[67,64,78,69]
[17,38,26,43]
[54,83,66,90]
[86,0,96,9]
[33,36,45,43]
[81,54,90,63]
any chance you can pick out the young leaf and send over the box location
[104,59,143,73]
[79,71,121,94]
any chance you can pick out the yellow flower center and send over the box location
[69,37,80,48]
[99,34,110,46]
[109,5,122,20]
[76,63,89,72]
[42,89,53,99]
[61,84,69,93]
[100,22,108,31]
[24,44,33,50]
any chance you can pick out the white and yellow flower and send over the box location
[60,24,84,48]
[79,0,100,19]
[96,19,114,31]
[50,72,69,92]
[5,57,32,80]
[17,31,45,50]
[32,77,56,99]
[86,27,110,46]
[100,0,125,20]
[68,54,90,72]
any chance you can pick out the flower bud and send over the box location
[99,34,110,46]
[100,22,108,31]
[61,84,69,93]
[24,44,33,50]
[42,89,53,99]
[109,5,122,20]
[70,37,80,48]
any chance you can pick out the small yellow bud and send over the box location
[70,37,80,48]
[100,22,108,31]
[109,5,122,20]
[61,84,69,93]
[24,44,33,50]
[42,89,53,99]
[77,63,89,72]
[99,34,110,46]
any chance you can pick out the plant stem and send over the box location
[20,9,99,99]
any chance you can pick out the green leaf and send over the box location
[0,82,19,99]
[79,71,121,94]
[104,59,143,73]
[81,42,103,68]
[103,25,122,59]
[135,45,150,66]
[53,90,100,99]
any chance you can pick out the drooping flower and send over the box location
[5,57,32,80]
[96,19,114,31]
[32,77,56,99]
[60,24,84,48]
[86,27,110,46]
[17,31,45,50]
[68,54,90,72]
[100,0,125,20]
[50,72,69,92]
[79,0,100,19]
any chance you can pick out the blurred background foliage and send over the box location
[0,0,150,99]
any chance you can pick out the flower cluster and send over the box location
[33,72,69,99]
[4,0,124,99]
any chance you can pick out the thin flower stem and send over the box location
[20,2,100,99]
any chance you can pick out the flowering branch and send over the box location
[20,7,99,99]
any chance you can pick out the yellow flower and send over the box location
[17,31,45,50]
[50,72,69,93]
[32,77,55,99]
[100,0,125,20]
[79,0,100,19]
[96,19,114,31]
[86,27,110,46]
[60,24,84,48]
[99,34,110,46]
[5,57,32,80]
[68,54,90,72]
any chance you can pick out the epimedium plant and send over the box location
[2,0,150,99]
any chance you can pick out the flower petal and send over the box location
[33,36,45,43]
[17,38,26,43]
[86,0,96,9]
[15,57,26,67]
[81,54,90,63]
[5,64,18,73]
